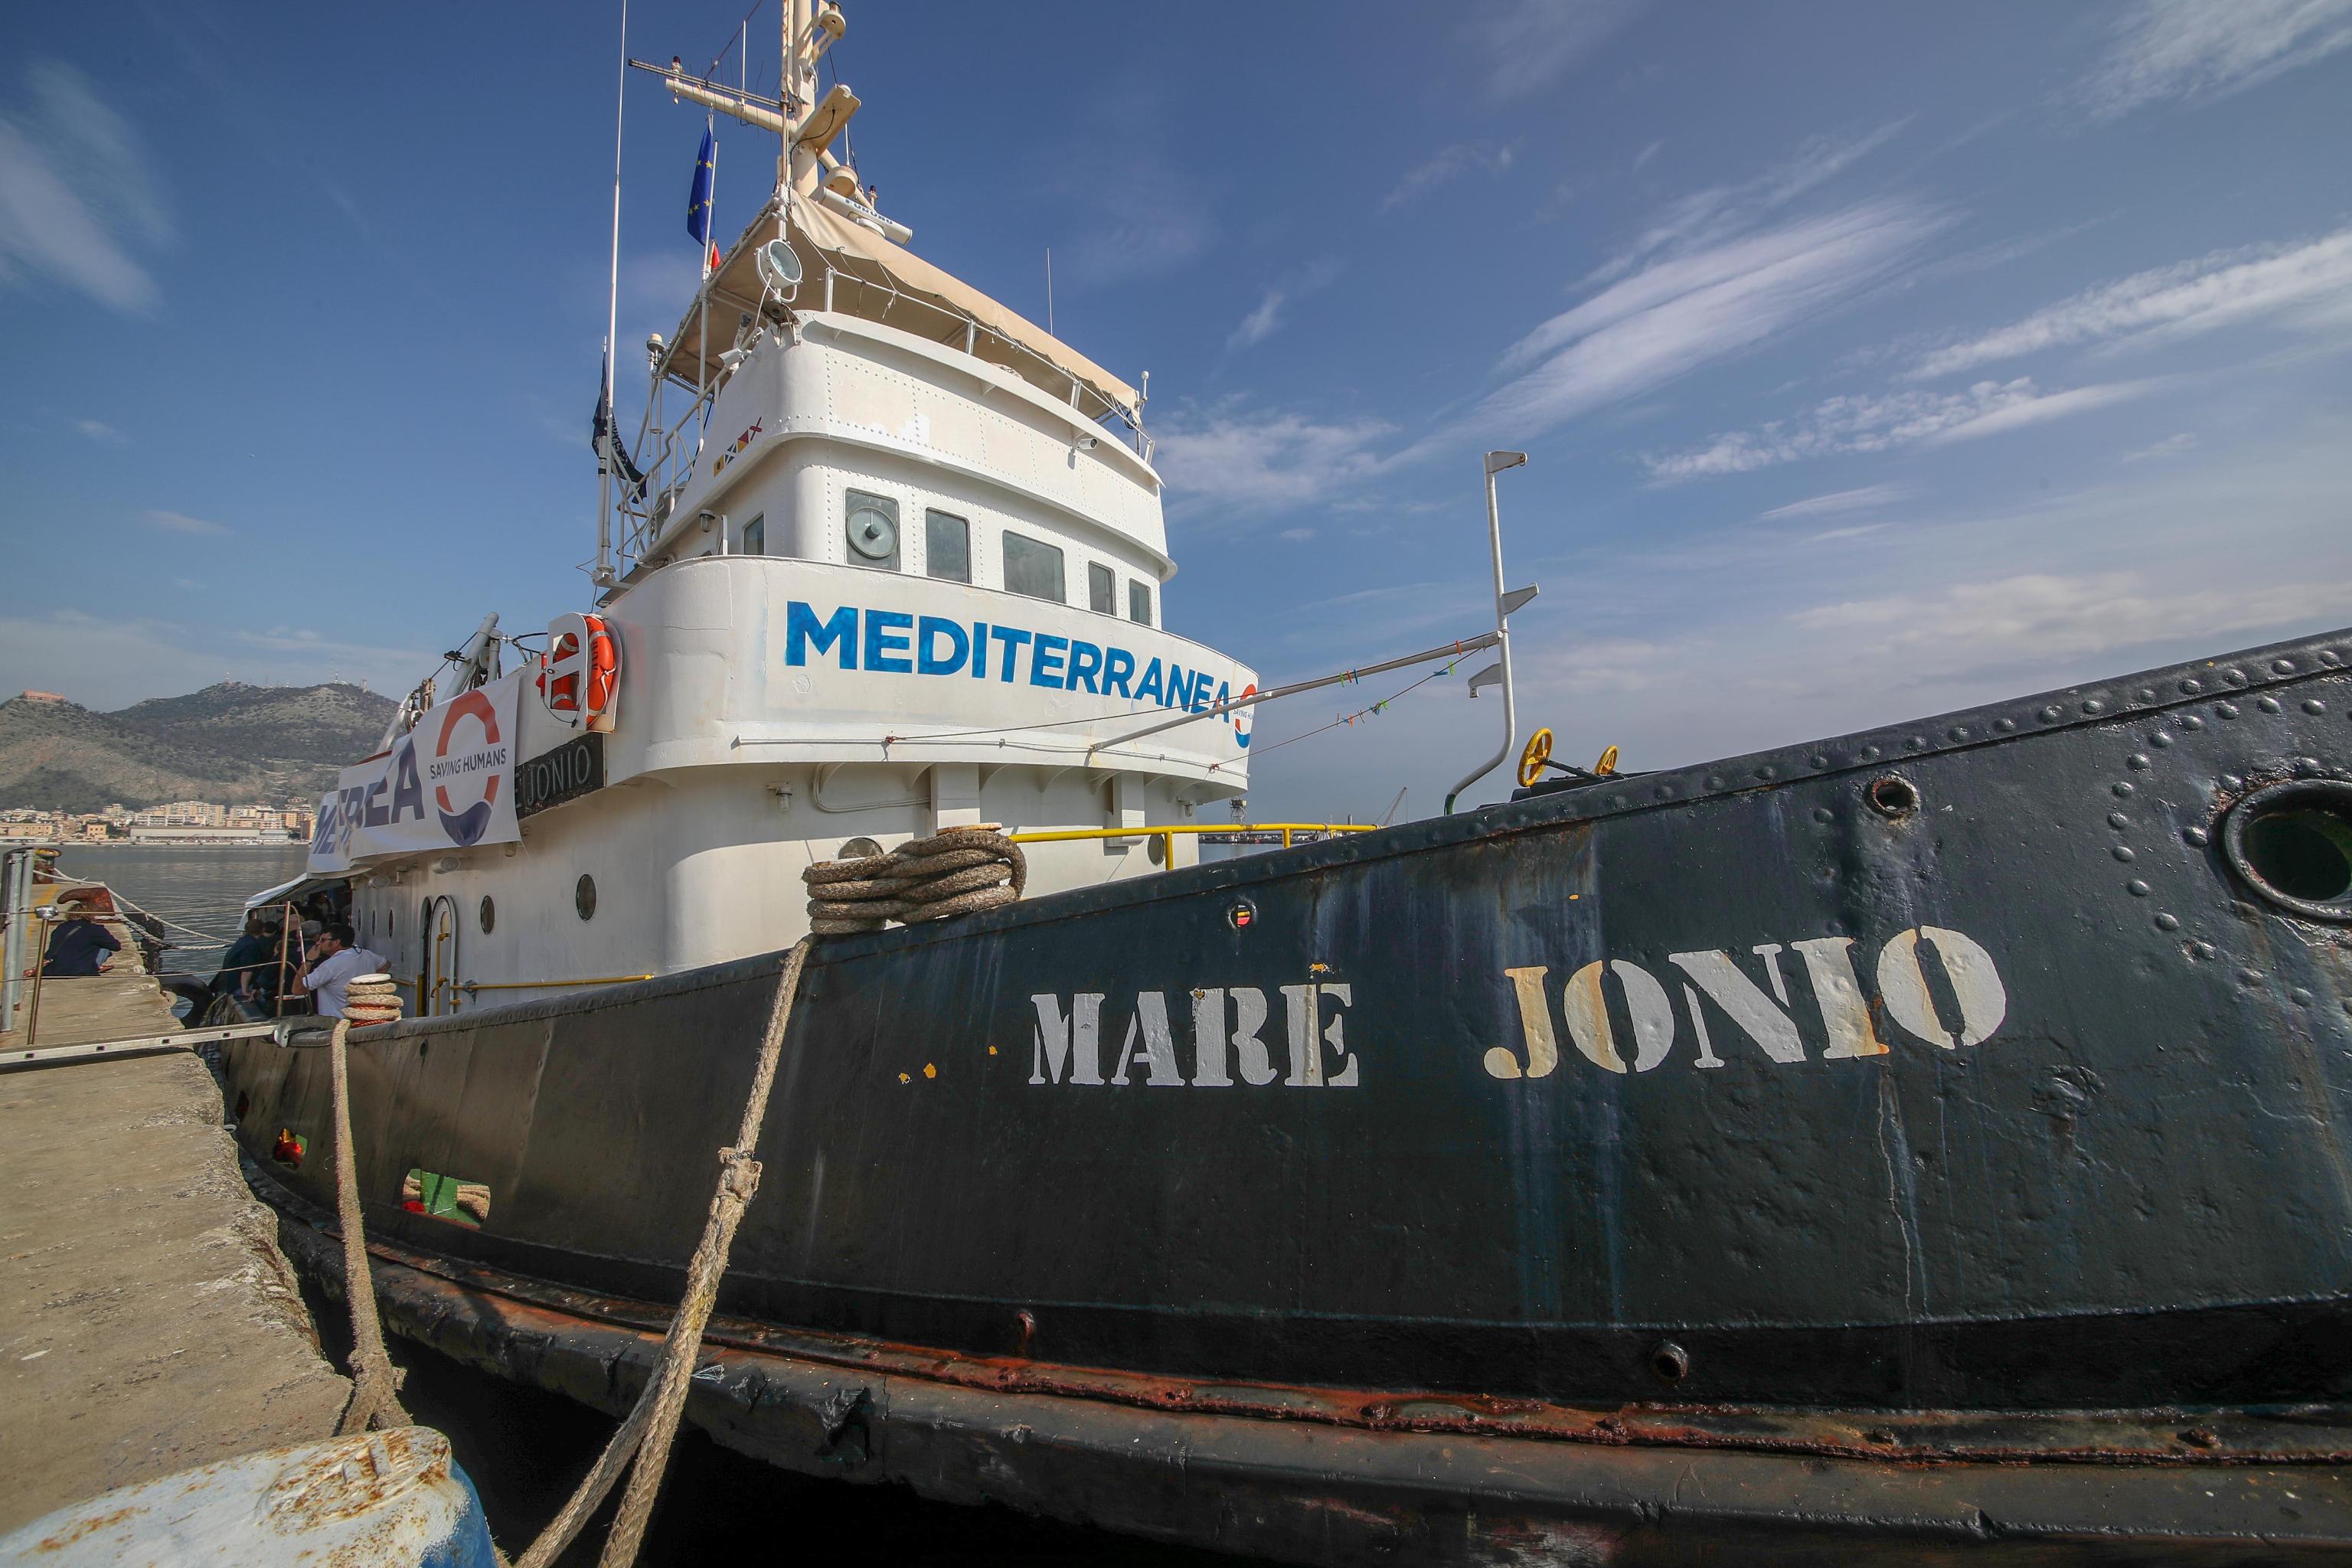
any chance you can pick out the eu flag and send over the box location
[687,127,716,250]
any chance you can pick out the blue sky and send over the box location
[3,1,2349,818]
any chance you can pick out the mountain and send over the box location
[0,682,396,812]
[110,681,392,766]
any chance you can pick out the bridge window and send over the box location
[1129,580,1153,626]
[1087,561,1116,615]
[1004,532,1065,603]
[740,513,764,556]
[844,490,900,571]
[925,510,969,583]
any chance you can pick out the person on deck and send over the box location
[41,897,122,977]
[294,922,384,1020]
[212,913,276,1006]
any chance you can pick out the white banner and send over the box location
[307,674,523,874]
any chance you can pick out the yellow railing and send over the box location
[1008,822,1378,864]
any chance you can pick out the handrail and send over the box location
[1008,822,1377,858]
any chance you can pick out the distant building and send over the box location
[127,824,297,844]
[17,691,65,704]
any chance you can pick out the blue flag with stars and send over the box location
[687,126,716,250]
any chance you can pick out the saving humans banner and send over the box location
[307,674,521,874]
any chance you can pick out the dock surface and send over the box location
[0,964,348,1531]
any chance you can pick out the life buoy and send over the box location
[536,612,620,731]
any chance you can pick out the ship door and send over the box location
[418,895,460,1017]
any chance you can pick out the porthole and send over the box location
[838,836,884,861]
[479,895,495,934]
[1867,774,1920,819]
[575,874,597,922]
[2223,779,2352,922]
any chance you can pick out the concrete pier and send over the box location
[0,948,348,1530]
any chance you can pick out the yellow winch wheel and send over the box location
[1517,727,1554,788]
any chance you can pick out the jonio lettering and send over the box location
[1490,925,2008,1080]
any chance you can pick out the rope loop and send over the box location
[802,825,1026,934]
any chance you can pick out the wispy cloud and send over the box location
[143,508,229,536]
[1152,403,1393,515]
[1800,522,1888,545]
[1478,0,1645,98]
[0,61,174,313]
[1908,227,2352,378]
[1593,121,1912,282]
[1226,259,1341,351]
[2081,0,2352,119]
[1647,377,2153,479]
[1379,142,1516,214]
[1790,568,2352,665]
[1228,291,1286,351]
[1632,139,1667,172]
[74,418,124,444]
[1473,198,1950,442]
[2121,431,2198,462]
[1756,483,1911,520]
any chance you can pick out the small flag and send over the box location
[687,126,716,256]
[590,351,649,501]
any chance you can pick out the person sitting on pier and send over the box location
[294,922,385,1020]
[41,894,121,978]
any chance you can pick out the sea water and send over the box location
[47,844,308,978]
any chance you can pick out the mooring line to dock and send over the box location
[326,1014,415,1437]
[520,936,815,1568]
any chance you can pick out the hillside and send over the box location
[0,682,395,812]
[111,681,391,766]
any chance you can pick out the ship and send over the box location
[219,4,2352,1560]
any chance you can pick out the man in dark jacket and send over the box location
[211,913,275,1007]
[41,897,121,977]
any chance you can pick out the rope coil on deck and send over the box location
[802,825,1027,934]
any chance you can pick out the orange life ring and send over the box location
[537,612,621,730]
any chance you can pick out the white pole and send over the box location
[597,0,629,588]
[1046,247,1054,335]
[1444,451,1528,813]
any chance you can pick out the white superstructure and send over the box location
[314,2,1259,1014]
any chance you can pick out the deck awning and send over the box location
[660,195,1139,425]
[244,873,348,915]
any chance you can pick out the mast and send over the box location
[596,0,629,589]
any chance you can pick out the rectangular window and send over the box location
[740,514,764,556]
[1003,532,1066,603]
[1129,579,1153,626]
[1087,561,1116,614]
[925,510,970,583]
[844,489,900,571]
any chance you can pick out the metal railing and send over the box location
[1008,822,1377,866]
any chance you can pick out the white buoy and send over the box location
[0,1426,496,1567]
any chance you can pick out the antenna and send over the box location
[1045,247,1054,335]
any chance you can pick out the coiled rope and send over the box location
[802,825,1027,934]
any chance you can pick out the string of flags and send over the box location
[1250,658,1462,761]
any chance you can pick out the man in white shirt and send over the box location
[296,922,386,1020]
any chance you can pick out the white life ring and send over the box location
[536,612,620,731]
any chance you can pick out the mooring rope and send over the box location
[527,834,1029,1564]
[519,938,813,1568]
[326,1010,413,1436]
[802,825,1026,934]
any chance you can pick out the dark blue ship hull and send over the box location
[227,625,2352,1562]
